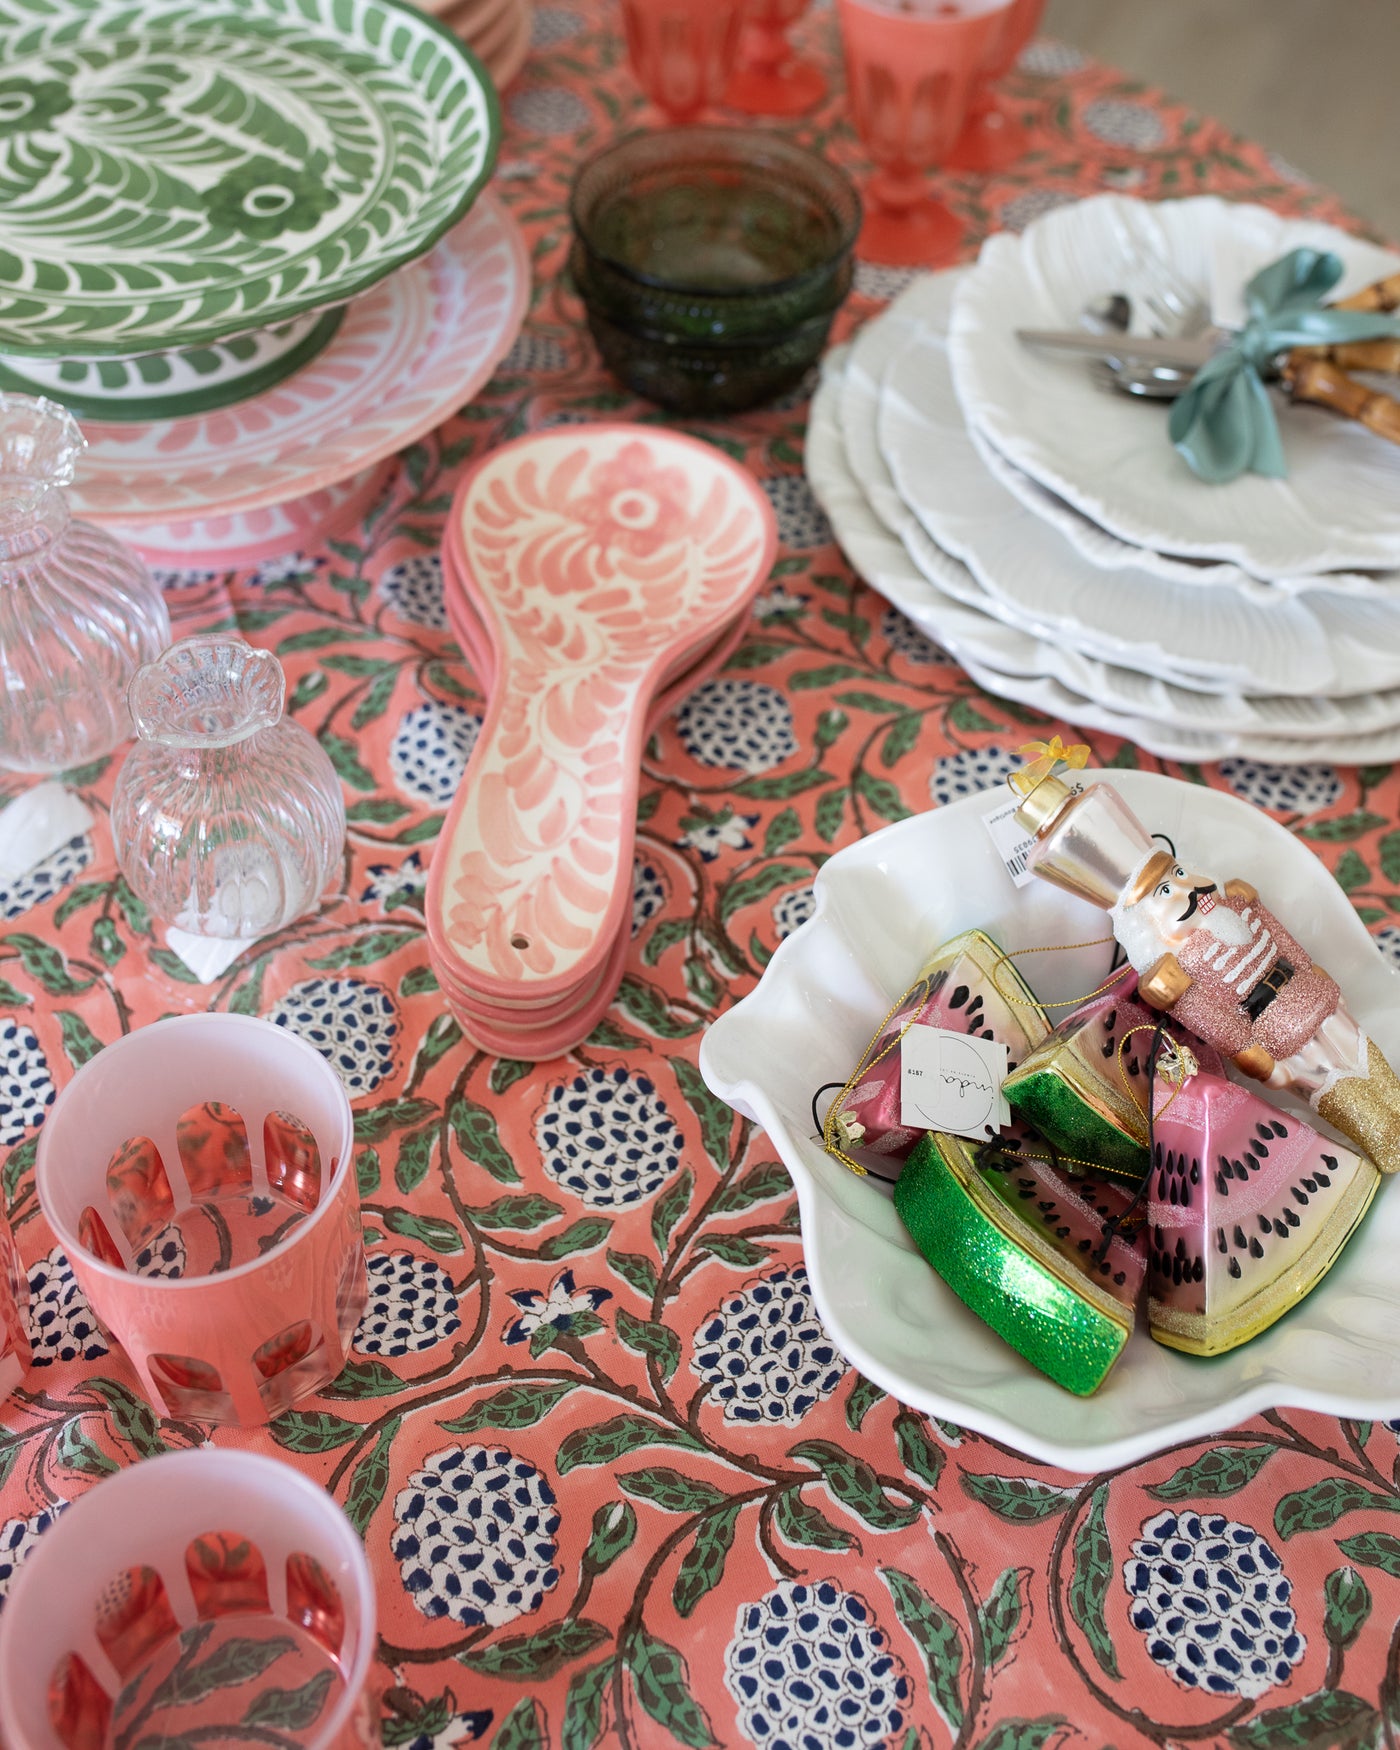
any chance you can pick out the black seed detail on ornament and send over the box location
[1270,1121,1288,1138]
[1283,1208,1300,1228]
[1314,1171,1331,1188]
[1215,1171,1230,1197]
[1257,1214,1272,1233]
[1291,1186,1310,1206]
[1321,1153,1338,1169]
[1228,1257,1242,1279]
[1302,1177,1316,1193]
[1233,1225,1246,1249]
[949,984,969,1010]
[1114,1270,1126,1286]
[1215,1227,1227,1253]
[1249,1237,1264,1258]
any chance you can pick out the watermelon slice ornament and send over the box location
[1005,979,1223,1184]
[1145,1072,1379,1355]
[820,928,1048,1178]
[895,1118,1146,1395]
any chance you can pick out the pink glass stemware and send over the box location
[727,0,826,117]
[947,0,1045,171]
[621,0,746,121]
[837,0,1012,267]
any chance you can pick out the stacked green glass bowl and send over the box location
[569,127,861,415]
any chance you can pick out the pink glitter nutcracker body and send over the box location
[1007,741,1400,1175]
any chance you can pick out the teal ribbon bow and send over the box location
[1168,247,1400,484]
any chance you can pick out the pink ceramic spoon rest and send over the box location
[427,426,776,996]
[441,538,753,734]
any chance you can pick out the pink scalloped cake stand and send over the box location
[71,193,530,531]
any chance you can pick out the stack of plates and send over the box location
[425,427,776,1058]
[0,0,517,563]
[418,0,534,90]
[808,194,1400,764]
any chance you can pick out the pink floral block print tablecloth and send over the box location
[4,8,1400,1749]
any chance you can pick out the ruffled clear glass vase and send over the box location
[112,636,347,939]
[0,393,170,773]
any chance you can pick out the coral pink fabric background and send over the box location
[3,8,1400,1749]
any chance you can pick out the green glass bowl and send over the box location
[569,125,860,409]
[582,304,838,416]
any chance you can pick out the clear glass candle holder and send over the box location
[111,635,346,939]
[838,0,1012,266]
[0,392,169,774]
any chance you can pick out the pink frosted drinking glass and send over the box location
[837,0,1013,266]
[0,1449,378,1750]
[947,0,1045,171]
[0,1213,30,1403]
[727,0,825,116]
[35,1013,366,1427]
[621,0,746,120]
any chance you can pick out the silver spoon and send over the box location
[1080,291,1197,399]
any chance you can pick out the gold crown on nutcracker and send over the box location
[1008,738,1161,912]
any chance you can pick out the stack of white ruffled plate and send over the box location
[807,194,1400,764]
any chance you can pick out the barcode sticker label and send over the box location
[981,795,1040,889]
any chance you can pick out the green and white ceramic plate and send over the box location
[0,312,345,420]
[0,0,501,358]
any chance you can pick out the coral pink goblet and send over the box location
[621,0,746,121]
[837,0,1013,266]
[727,0,826,116]
[946,0,1045,171]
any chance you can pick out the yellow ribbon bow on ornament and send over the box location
[1011,736,1090,796]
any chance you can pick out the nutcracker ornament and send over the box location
[1007,741,1400,1175]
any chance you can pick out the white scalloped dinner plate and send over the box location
[700,770,1400,1470]
[808,353,1400,758]
[871,273,1400,697]
[948,195,1400,579]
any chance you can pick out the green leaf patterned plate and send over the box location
[0,0,501,357]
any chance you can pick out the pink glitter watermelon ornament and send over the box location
[1146,1072,1380,1355]
[822,928,1048,1176]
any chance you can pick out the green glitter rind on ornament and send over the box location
[894,1134,1131,1396]
[1004,1066,1147,1184]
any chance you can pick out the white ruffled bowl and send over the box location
[700,770,1400,1469]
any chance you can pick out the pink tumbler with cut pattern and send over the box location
[0,1213,30,1402]
[0,1448,378,1750]
[35,1013,366,1426]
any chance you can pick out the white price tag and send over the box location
[980,795,1040,889]
[900,1024,1009,1141]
